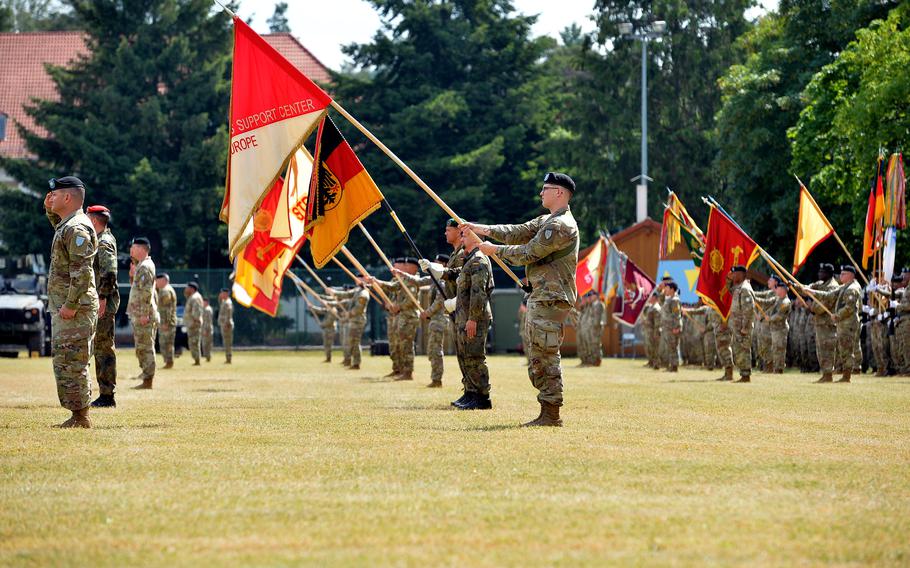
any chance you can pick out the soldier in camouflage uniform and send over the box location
[418,253,453,387]
[893,268,910,375]
[126,237,158,389]
[587,293,604,367]
[757,281,791,373]
[462,171,579,427]
[753,278,777,371]
[808,263,839,382]
[685,301,717,371]
[866,274,892,376]
[712,305,735,381]
[218,288,234,364]
[183,281,204,365]
[728,266,756,382]
[450,237,494,410]
[155,273,177,368]
[801,265,862,383]
[332,282,371,370]
[642,294,661,368]
[337,291,352,367]
[308,299,339,362]
[202,299,214,362]
[660,282,682,372]
[86,205,119,407]
[44,176,99,428]
[377,258,423,381]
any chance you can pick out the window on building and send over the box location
[0,113,7,142]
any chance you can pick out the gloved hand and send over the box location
[862,305,872,314]
[444,298,457,313]
[425,261,445,279]
[891,300,899,308]
[418,258,430,272]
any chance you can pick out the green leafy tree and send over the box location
[0,0,233,268]
[328,0,556,258]
[714,0,898,262]
[789,3,910,261]
[267,1,289,33]
[0,0,79,31]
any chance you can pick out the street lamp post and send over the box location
[619,20,666,223]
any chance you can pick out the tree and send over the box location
[329,0,556,258]
[267,1,289,33]
[789,3,910,259]
[0,0,79,31]
[546,0,754,242]
[714,0,899,263]
[0,0,233,268]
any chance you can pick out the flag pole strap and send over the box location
[330,256,386,308]
[795,175,869,285]
[357,223,423,310]
[340,246,395,309]
[329,100,524,289]
[295,254,332,293]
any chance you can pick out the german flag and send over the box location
[306,116,383,267]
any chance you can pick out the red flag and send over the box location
[614,257,655,327]
[695,208,760,320]
[862,180,877,269]
[221,16,332,258]
[576,237,606,297]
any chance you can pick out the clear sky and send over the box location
[237,0,777,70]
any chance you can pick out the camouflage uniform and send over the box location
[641,302,661,368]
[813,279,863,376]
[127,256,158,380]
[218,297,234,363]
[688,305,717,370]
[333,287,371,367]
[893,286,909,373]
[809,277,839,374]
[487,205,579,406]
[587,298,604,366]
[308,303,338,361]
[338,305,352,366]
[518,295,530,364]
[377,275,422,377]
[728,280,755,379]
[184,290,204,364]
[867,284,891,375]
[454,249,494,394]
[711,309,734,370]
[660,293,682,371]
[439,247,467,377]
[201,304,214,362]
[156,284,177,366]
[47,208,99,411]
[758,294,791,373]
[92,227,119,395]
[754,289,775,371]
[420,275,451,383]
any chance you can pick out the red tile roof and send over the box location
[0,30,331,160]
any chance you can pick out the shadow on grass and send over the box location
[384,404,453,411]
[193,388,240,393]
[92,422,168,430]
[665,379,717,383]
[2,404,60,409]
[465,423,522,432]
[360,376,397,383]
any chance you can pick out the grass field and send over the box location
[1,350,908,566]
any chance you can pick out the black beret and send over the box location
[840,265,856,274]
[402,257,419,266]
[902,267,910,274]
[49,176,84,189]
[392,257,403,264]
[819,263,835,272]
[187,281,199,290]
[543,171,575,192]
[220,287,230,293]
[435,253,450,263]
[891,275,903,283]
[665,281,679,291]
[661,276,674,282]
[131,237,150,246]
[446,218,459,228]
[730,265,747,273]
[155,272,168,279]
[776,281,789,290]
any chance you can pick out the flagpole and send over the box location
[795,176,869,285]
[211,0,236,17]
[380,200,450,301]
[330,256,386,307]
[703,198,834,317]
[340,246,395,309]
[296,255,333,293]
[357,223,423,311]
[287,271,328,307]
[329,100,525,289]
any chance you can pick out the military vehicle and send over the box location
[0,254,51,356]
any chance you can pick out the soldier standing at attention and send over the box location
[86,205,119,407]
[378,258,423,381]
[201,299,214,362]
[800,266,863,383]
[893,268,910,375]
[155,273,177,368]
[308,297,339,363]
[761,282,791,374]
[461,171,579,427]
[217,288,234,364]
[446,234,494,409]
[808,263,839,383]
[588,292,605,367]
[184,282,204,366]
[642,293,661,368]
[728,265,756,382]
[712,306,735,381]
[126,237,158,389]
[418,253,452,387]
[332,281,371,370]
[660,282,682,372]
[44,176,99,428]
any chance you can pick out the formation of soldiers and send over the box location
[42,176,235,427]
[643,262,910,382]
[572,291,605,367]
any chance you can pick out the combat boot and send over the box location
[525,401,563,426]
[666,365,678,373]
[323,357,331,363]
[814,372,833,383]
[451,391,472,407]
[460,393,492,410]
[426,380,442,388]
[343,360,352,367]
[58,407,91,428]
[394,372,413,381]
[193,360,201,366]
[836,370,851,383]
[521,403,545,427]
[716,367,733,381]
[91,394,116,408]
[163,361,174,369]
[349,364,360,370]
[383,370,398,378]
[133,378,153,389]
[734,374,751,383]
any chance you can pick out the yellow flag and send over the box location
[792,185,833,273]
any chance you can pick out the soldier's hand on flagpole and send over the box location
[465,319,477,339]
[59,306,76,320]
[458,222,488,237]
[99,298,107,318]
